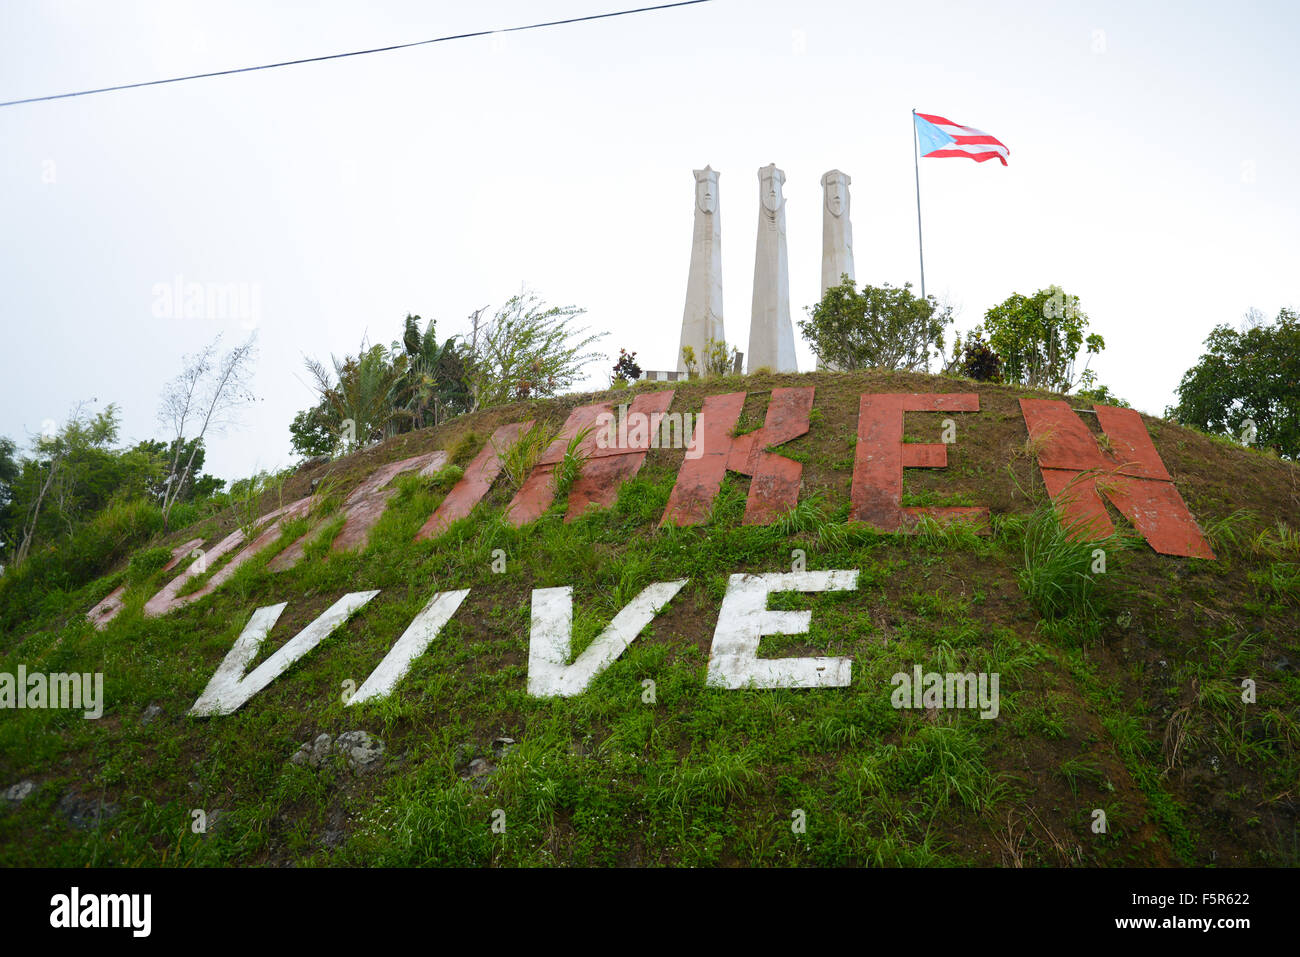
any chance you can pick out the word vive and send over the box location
[191,570,866,716]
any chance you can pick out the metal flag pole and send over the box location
[912,108,926,301]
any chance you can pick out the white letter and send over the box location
[83,672,103,719]
[348,590,469,704]
[706,570,856,689]
[189,592,379,716]
[890,672,910,709]
[50,894,69,928]
[133,894,151,938]
[980,673,1000,719]
[528,580,686,697]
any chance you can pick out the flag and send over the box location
[914,112,1009,165]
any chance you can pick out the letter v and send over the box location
[348,589,470,704]
[528,580,686,697]
[189,591,379,716]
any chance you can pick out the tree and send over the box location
[10,402,122,566]
[798,278,951,372]
[465,292,606,410]
[1075,384,1131,408]
[1166,307,1300,458]
[157,334,258,527]
[289,404,341,459]
[393,314,472,427]
[132,438,224,502]
[0,437,18,509]
[982,285,1104,393]
[305,341,410,452]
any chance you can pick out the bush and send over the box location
[127,546,174,586]
[799,277,951,372]
[1017,492,1127,628]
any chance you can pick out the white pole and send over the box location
[912,108,927,301]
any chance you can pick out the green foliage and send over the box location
[393,314,473,427]
[230,471,288,540]
[306,342,411,453]
[1074,384,1131,408]
[1017,491,1127,627]
[1165,308,1300,459]
[501,422,559,492]
[3,403,159,567]
[448,431,483,467]
[288,405,340,459]
[983,285,1105,393]
[554,427,594,501]
[0,497,164,632]
[798,277,951,372]
[127,546,173,586]
[467,292,606,410]
[425,463,465,492]
[0,436,21,508]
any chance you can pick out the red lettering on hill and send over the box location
[850,394,987,531]
[660,387,814,526]
[1018,399,1214,558]
[415,421,534,540]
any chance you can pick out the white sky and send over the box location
[2,0,1297,482]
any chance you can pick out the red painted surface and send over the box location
[504,402,612,527]
[144,496,315,618]
[1020,399,1213,558]
[567,390,675,520]
[330,450,446,553]
[1093,404,1172,480]
[659,392,745,527]
[660,388,814,526]
[86,537,204,630]
[849,393,984,531]
[416,421,533,541]
[271,450,446,570]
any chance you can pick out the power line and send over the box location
[0,0,713,109]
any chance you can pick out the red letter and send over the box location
[1018,399,1213,558]
[849,393,986,532]
[660,387,814,526]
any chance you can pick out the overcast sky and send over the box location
[2,0,1297,482]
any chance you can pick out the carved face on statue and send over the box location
[694,167,718,214]
[822,170,850,217]
[759,164,785,214]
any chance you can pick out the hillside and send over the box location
[1,368,1297,867]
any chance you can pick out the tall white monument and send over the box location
[820,169,855,295]
[817,169,855,371]
[748,163,797,372]
[677,166,725,374]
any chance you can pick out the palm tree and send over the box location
[394,315,471,429]
[305,341,410,453]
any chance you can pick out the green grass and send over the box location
[1,372,1297,868]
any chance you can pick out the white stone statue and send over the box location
[820,169,855,296]
[818,169,855,371]
[677,166,725,374]
[748,164,797,372]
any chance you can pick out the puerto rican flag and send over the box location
[914,112,1009,165]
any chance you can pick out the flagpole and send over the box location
[912,108,926,301]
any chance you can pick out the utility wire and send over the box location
[0,0,713,108]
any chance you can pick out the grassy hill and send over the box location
[1,368,1297,867]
